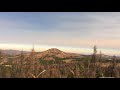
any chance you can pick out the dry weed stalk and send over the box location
[29,70,46,78]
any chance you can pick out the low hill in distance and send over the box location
[0,48,119,61]
[35,48,84,61]
[0,49,29,56]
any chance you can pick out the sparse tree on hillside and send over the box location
[110,55,119,77]
[96,50,102,78]
[89,45,98,77]
[0,50,2,63]
[20,50,24,65]
[91,45,97,65]
[29,44,36,75]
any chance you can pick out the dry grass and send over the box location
[0,46,119,78]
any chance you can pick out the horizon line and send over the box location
[0,43,119,56]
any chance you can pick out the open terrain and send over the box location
[0,47,119,78]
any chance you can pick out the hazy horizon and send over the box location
[0,12,120,55]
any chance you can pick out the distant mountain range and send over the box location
[0,48,119,61]
[0,49,29,55]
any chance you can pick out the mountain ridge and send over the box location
[0,49,29,55]
[0,48,119,59]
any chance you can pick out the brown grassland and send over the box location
[0,46,120,78]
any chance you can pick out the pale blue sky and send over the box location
[0,12,120,55]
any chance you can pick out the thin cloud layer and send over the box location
[0,12,120,55]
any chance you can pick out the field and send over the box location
[0,46,120,78]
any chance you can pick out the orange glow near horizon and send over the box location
[0,43,119,56]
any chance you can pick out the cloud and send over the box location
[0,12,120,55]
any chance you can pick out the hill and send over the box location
[35,48,83,61]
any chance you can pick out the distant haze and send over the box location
[0,12,120,55]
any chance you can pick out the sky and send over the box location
[0,12,120,55]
